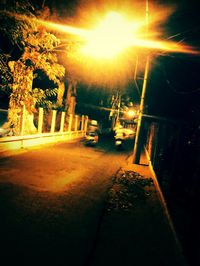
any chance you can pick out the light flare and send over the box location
[38,13,198,57]
[35,11,198,86]
[11,11,199,56]
[80,12,146,59]
[129,39,198,54]
[37,19,89,38]
[79,12,198,57]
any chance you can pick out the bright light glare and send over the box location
[127,110,135,117]
[81,12,143,59]
[80,11,198,58]
[14,12,198,58]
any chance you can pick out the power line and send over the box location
[161,65,200,95]
[166,26,200,41]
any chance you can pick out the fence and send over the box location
[0,107,88,152]
[143,115,200,200]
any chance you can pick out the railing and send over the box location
[143,114,200,199]
[0,107,88,152]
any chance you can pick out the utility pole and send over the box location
[117,94,121,123]
[132,0,149,164]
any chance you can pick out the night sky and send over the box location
[145,0,200,119]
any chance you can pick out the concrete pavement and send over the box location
[86,152,187,266]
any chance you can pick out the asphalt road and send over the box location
[0,135,134,266]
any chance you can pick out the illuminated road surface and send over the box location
[0,135,133,191]
[0,135,134,265]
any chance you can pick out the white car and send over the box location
[115,127,135,140]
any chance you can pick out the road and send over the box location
[0,135,134,266]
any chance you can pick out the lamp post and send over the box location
[132,0,149,164]
[132,55,150,163]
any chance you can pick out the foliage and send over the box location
[0,1,35,50]
[0,51,12,93]
[0,1,65,133]
[32,87,58,109]
[7,21,65,110]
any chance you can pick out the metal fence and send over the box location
[143,115,200,200]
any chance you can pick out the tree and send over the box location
[0,52,12,95]
[0,1,65,135]
[65,78,77,115]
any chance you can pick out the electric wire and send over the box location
[161,64,200,95]
[134,78,141,96]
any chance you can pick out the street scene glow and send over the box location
[11,9,199,87]
[80,12,145,59]
[35,11,199,58]
[1,2,200,265]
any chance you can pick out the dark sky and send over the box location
[145,0,200,119]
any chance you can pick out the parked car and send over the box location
[85,131,99,146]
[114,127,135,140]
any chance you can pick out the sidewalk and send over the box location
[87,152,187,266]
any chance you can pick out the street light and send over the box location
[33,2,199,164]
[132,0,149,164]
[80,11,146,59]
[127,109,136,118]
[132,54,150,163]
[34,8,198,56]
